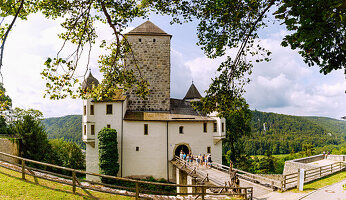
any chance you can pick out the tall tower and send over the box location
[124,21,171,111]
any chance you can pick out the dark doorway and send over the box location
[175,145,190,157]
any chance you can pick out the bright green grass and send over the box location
[289,171,346,193]
[0,166,133,200]
[252,154,290,159]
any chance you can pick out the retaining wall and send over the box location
[283,154,324,175]
[0,138,20,164]
[326,155,346,161]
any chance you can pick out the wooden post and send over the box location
[320,167,322,177]
[72,170,76,194]
[21,160,25,180]
[331,164,333,173]
[283,175,286,190]
[201,186,206,200]
[244,188,248,200]
[135,182,139,200]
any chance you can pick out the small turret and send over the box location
[183,82,202,101]
[82,71,99,91]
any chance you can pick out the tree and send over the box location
[0,83,12,111]
[98,128,119,183]
[49,139,85,171]
[0,0,344,112]
[11,108,50,162]
[222,98,252,163]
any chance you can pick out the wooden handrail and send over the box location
[0,151,253,199]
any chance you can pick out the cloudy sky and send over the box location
[2,13,345,119]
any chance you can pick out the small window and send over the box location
[83,105,86,116]
[107,124,111,128]
[136,147,139,151]
[91,125,95,135]
[83,125,86,135]
[203,123,207,132]
[179,126,184,134]
[106,104,112,115]
[90,105,94,115]
[144,124,148,135]
[207,147,211,154]
[213,123,217,132]
[222,122,225,132]
[139,38,141,42]
[153,38,156,42]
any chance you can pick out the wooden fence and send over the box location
[282,161,346,190]
[0,151,253,200]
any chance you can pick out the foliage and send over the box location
[0,83,12,111]
[98,128,119,183]
[242,110,343,156]
[0,116,11,135]
[49,139,85,172]
[275,0,346,74]
[0,0,343,116]
[11,110,50,162]
[222,98,252,163]
[42,115,84,149]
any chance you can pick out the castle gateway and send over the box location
[82,21,225,182]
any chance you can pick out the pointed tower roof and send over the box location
[184,83,202,100]
[82,71,99,90]
[125,21,171,37]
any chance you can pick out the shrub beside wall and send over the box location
[98,128,119,183]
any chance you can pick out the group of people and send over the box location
[179,150,213,168]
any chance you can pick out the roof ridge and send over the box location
[126,21,171,36]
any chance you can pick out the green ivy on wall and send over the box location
[98,128,119,183]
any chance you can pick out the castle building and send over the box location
[82,21,225,182]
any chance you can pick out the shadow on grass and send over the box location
[0,169,97,200]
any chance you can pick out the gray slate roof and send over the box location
[82,72,99,90]
[183,83,202,100]
[125,21,171,37]
[170,98,205,116]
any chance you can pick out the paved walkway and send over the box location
[309,159,340,166]
[299,179,346,200]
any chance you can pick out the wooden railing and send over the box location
[210,161,282,190]
[173,156,253,199]
[0,152,253,200]
[282,161,346,190]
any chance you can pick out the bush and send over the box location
[98,128,119,183]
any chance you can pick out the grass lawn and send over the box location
[0,166,133,200]
[289,171,346,193]
[252,154,289,159]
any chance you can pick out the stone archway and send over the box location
[174,143,191,157]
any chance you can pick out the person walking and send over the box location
[183,153,187,161]
[207,154,212,168]
[180,150,183,160]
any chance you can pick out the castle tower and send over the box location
[124,21,171,111]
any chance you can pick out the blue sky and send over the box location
[2,13,345,119]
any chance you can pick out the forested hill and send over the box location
[42,115,83,148]
[244,111,345,155]
[42,112,346,153]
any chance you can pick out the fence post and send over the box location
[72,170,76,194]
[244,188,248,200]
[331,164,333,173]
[201,186,206,200]
[320,167,322,177]
[283,175,286,191]
[135,182,139,200]
[21,160,25,180]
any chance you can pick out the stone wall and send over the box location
[326,155,346,161]
[0,138,20,164]
[125,35,171,111]
[283,154,324,175]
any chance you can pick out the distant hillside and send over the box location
[243,111,345,155]
[42,115,84,148]
[303,116,346,138]
[42,112,346,153]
